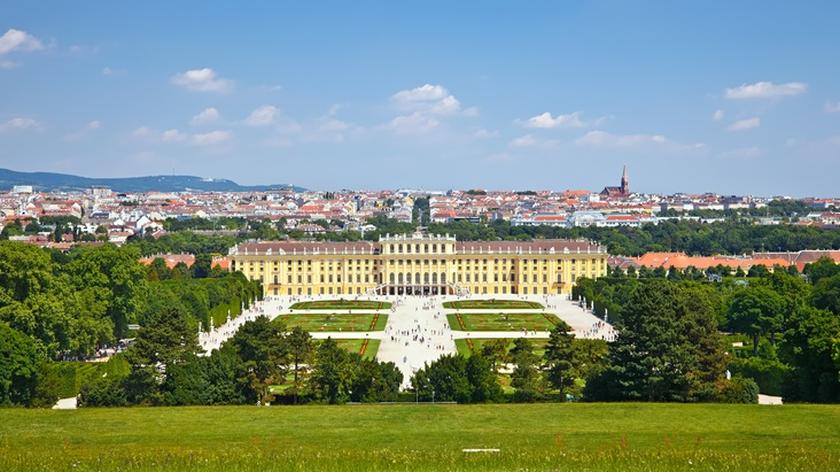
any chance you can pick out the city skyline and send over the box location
[1,1,839,195]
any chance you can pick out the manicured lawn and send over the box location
[455,338,549,357]
[1,404,839,471]
[443,299,543,309]
[290,299,392,310]
[275,314,388,332]
[330,339,381,361]
[447,312,559,331]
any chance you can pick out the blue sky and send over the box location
[1,1,839,195]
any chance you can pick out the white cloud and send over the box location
[86,120,101,130]
[727,117,760,131]
[824,101,840,113]
[133,126,232,147]
[244,105,277,126]
[171,68,233,93]
[392,84,448,103]
[575,130,704,151]
[0,60,17,69]
[387,112,440,135]
[0,117,39,132]
[0,29,44,55]
[724,81,807,99]
[712,109,724,121]
[162,128,188,142]
[510,134,537,147]
[525,111,586,129]
[192,130,232,146]
[391,84,465,116]
[190,107,220,126]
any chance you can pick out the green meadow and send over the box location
[1,403,838,471]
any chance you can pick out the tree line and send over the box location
[573,257,840,402]
[79,316,403,407]
[0,241,260,407]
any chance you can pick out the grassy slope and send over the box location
[443,299,543,309]
[1,404,838,471]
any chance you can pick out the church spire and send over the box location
[621,165,629,195]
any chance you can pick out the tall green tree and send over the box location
[727,286,785,353]
[311,338,356,404]
[0,322,41,406]
[286,327,315,404]
[544,321,576,396]
[124,304,198,404]
[510,338,542,402]
[229,317,289,405]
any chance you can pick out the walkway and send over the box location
[198,296,286,354]
[376,296,458,389]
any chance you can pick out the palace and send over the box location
[228,233,608,297]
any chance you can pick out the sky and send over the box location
[1,1,839,196]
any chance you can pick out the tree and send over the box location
[311,338,356,404]
[780,305,840,402]
[124,304,198,404]
[812,273,840,315]
[0,323,40,406]
[544,321,576,396]
[480,338,509,373]
[229,318,289,405]
[465,353,501,402]
[64,244,148,338]
[286,327,315,404]
[147,258,171,281]
[411,355,471,403]
[350,359,403,403]
[191,254,213,278]
[727,286,785,353]
[510,338,542,402]
[804,257,840,284]
[590,281,689,402]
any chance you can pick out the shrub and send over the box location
[717,377,759,404]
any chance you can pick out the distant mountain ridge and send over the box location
[0,168,305,193]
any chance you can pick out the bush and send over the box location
[717,377,759,404]
[78,375,128,407]
[729,356,790,396]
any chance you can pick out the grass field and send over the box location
[1,404,838,471]
[455,338,549,357]
[331,338,381,361]
[289,300,392,310]
[447,312,559,331]
[443,299,543,309]
[276,314,388,332]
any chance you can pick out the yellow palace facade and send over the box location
[228,233,608,297]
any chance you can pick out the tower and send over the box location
[620,165,629,195]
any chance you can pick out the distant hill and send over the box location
[0,168,305,193]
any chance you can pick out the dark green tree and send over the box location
[510,338,542,402]
[544,321,576,396]
[286,327,315,404]
[229,317,289,405]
